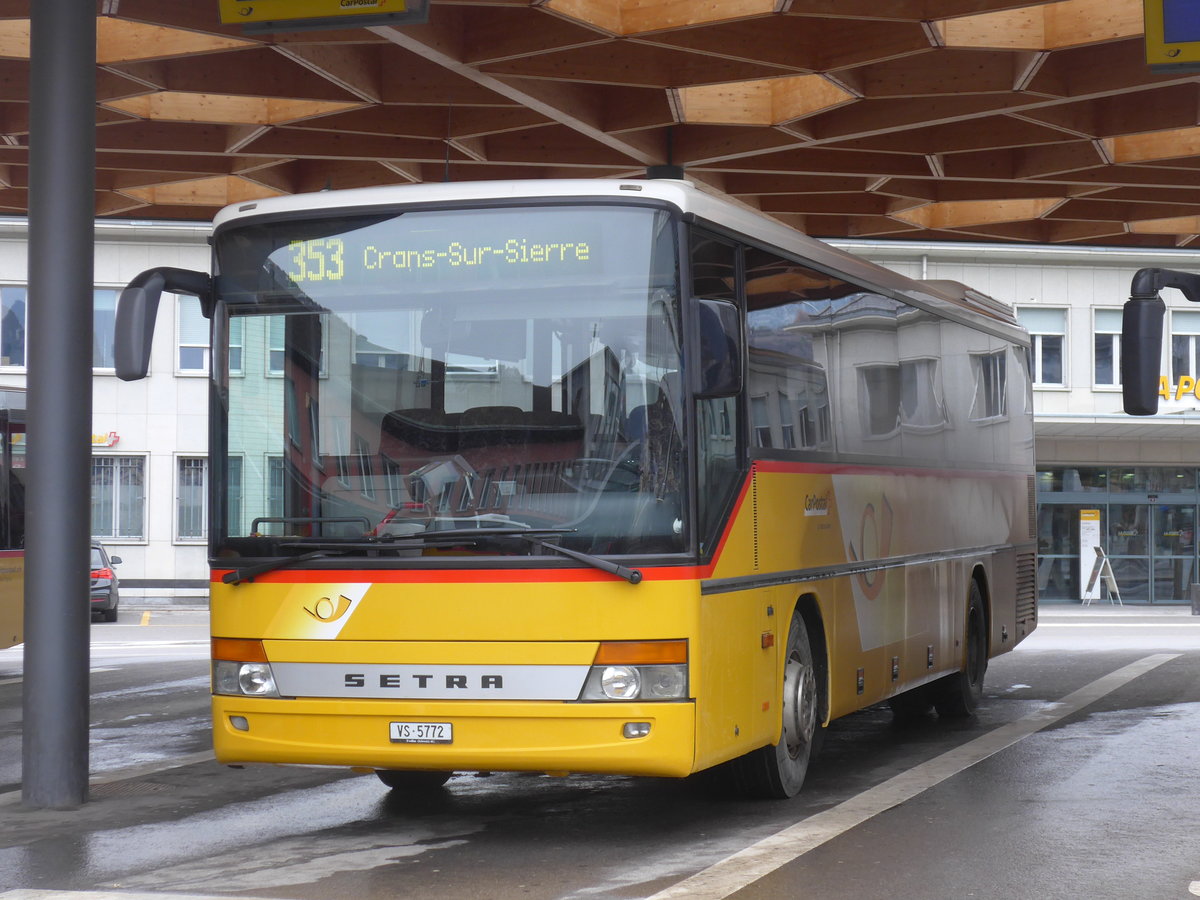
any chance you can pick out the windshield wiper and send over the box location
[221,527,643,586]
[222,550,333,585]
[517,535,643,585]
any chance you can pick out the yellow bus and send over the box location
[0,388,25,650]
[115,179,1036,797]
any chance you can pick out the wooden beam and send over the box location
[103,93,364,126]
[544,0,778,36]
[369,23,661,166]
[705,145,935,178]
[1105,126,1200,164]
[113,48,365,102]
[462,6,609,65]
[272,43,383,104]
[233,128,463,163]
[97,17,254,64]
[480,39,795,89]
[934,0,1141,51]
[893,196,1063,228]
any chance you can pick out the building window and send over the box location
[177,457,206,541]
[1016,307,1065,386]
[268,314,325,376]
[177,297,242,374]
[1171,310,1200,383]
[1093,308,1122,386]
[751,394,772,447]
[267,455,284,520]
[268,316,285,375]
[355,435,375,499]
[383,458,405,508]
[859,364,901,437]
[94,289,118,370]
[899,358,948,429]
[0,286,26,368]
[970,349,1008,420]
[226,456,243,535]
[91,456,145,540]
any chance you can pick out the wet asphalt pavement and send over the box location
[1,605,1199,900]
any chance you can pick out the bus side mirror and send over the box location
[694,297,742,399]
[1121,297,1165,416]
[1120,267,1200,417]
[115,267,212,381]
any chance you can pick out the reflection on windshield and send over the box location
[216,205,685,561]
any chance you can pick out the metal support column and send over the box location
[21,0,97,809]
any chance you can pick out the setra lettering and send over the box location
[343,672,506,690]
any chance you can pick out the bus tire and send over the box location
[932,580,987,719]
[374,770,452,791]
[733,611,823,799]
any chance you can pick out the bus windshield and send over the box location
[212,204,685,561]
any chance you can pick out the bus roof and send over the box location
[214,178,1023,334]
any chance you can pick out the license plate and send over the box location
[389,721,453,744]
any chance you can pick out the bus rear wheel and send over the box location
[374,770,452,791]
[733,612,823,799]
[931,580,988,718]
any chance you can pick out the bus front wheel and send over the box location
[733,612,823,799]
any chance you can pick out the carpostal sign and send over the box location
[218,0,429,31]
[1157,374,1200,403]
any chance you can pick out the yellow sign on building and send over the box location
[218,0,428,31]
[1145,0,1200,73]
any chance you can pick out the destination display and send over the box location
[215,204,670,306]
[241,206,625,295]
[283,234,593,284]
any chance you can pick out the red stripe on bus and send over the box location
[211,565,714,585]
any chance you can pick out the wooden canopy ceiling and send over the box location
[4,0,1200,246]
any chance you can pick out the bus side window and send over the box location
[690,229,741,556]
[743,246,836,455]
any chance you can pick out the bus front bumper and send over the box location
[212,695,698,778]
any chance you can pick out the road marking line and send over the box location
[139,611,151,626]
[647,653,1179,900]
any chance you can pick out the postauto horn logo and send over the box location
[304,594,353,623]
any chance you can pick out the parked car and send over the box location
[90,543,121,622]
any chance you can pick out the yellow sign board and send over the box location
[1145,0,1200,73]
[218,0,428,32]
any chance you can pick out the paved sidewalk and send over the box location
[1038,603,1197,617]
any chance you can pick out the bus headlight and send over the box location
[213,660,280,698]
[579,663,688,701]
[212,638,279,698]
[601,665,640,699]
[577,640,688,701]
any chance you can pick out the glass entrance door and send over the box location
[1152,504,1196,603]
[1108,503,1196,603]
